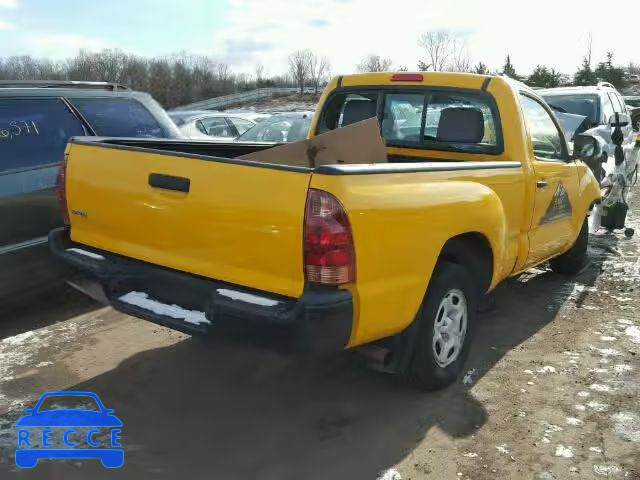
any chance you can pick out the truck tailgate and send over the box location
[65,142,311,298]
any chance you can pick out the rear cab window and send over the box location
[317,87,502,156]
[69,97,170,138]
[0,98,86,173]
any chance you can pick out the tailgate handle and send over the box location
[149,174,190,193]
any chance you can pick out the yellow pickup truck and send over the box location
[50,72,602,389]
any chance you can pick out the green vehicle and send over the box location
[0,81,182,302]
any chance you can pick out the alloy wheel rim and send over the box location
[432,288,468,368]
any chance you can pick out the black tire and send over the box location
[399,262,477,390]
[550,218,588,274]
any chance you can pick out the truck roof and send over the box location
[337,71,524,88]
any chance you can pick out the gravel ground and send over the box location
[0,189,638,479]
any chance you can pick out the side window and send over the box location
[601,94,615,123]
[198,117,234,137]
[608,93,623,113]
[228,118,254,135]
[519,94,565,161]
[0,98,86,173]
[69,97,169,138]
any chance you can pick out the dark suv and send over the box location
[0,81,181,300]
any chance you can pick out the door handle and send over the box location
[149,174,190,193]
[536,180,549,189]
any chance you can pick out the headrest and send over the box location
[342,100,377,126]
[436,107,485,143]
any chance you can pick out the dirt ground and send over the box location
[0,191,638,479]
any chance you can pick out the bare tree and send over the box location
[356,54,392,73]
[288,49,313,96]
[449,37,473,72]
[417,31,452,71]
[254,63,264,83]
[309,53,330,95]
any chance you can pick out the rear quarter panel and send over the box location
[311,166,525,346]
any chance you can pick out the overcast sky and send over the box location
[0,0,636,77]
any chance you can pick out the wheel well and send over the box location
[438,233,494,295]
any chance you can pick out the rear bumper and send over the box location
[49,228,353,352]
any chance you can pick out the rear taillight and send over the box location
[304,189,355,285]
[56,154,69,225]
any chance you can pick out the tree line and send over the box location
[0,50,298,109]
[356,30,638,90]
[0,33,636,110]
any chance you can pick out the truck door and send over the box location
[519,93,581,267]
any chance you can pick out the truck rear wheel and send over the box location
[400,262,476,390]
[550,218,588,274]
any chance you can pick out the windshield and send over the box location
[237,115,311,142]
[541,94,599,126]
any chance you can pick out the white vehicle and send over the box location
[168,111,256,140]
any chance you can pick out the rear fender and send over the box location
[311,175,508,346]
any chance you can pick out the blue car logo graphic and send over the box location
[15,391,123,468]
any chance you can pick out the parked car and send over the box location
[51,72,601,390]
[235,112,313,143]
[539,83,638,185]
[168,111,256,140]
[0,80,182,301]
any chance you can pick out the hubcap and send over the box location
[432,288,468,368]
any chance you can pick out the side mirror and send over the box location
[609,113,630,127]
[105,409,115,415]
[23,408,34,415]
[573,134,601,162]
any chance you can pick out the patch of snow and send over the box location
[541,436,551,444]
[581,305,598,310]
[566,417,584,426]
[35,361,53,368]
[118,291,210,326]
[613,364,632,373]
[587,401,609,412]
[617,318,634,325]
[589,446,603,454]
[517,411,526,417]
[544,424,564,434]
[537,365,556,374]
[624,326,640,344]
[527,381,535,386]
[593,465,621,476]
[610,295,633,302]
[1,331,35,346]
[574,405,586,412]
[66,248,105,260]
[377,468,401,480]
[611,412,640,442]
[496,444,510,454]
[463,452,478,458]
[590,368,608,374]
[589,384,612,392]
[462,368,477,385]
[523,369,534,375]
[599,336,616,342]
[590,346,622,357]
[217,288,279,307]
[554,445,574,458]
[577,391,590,398]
